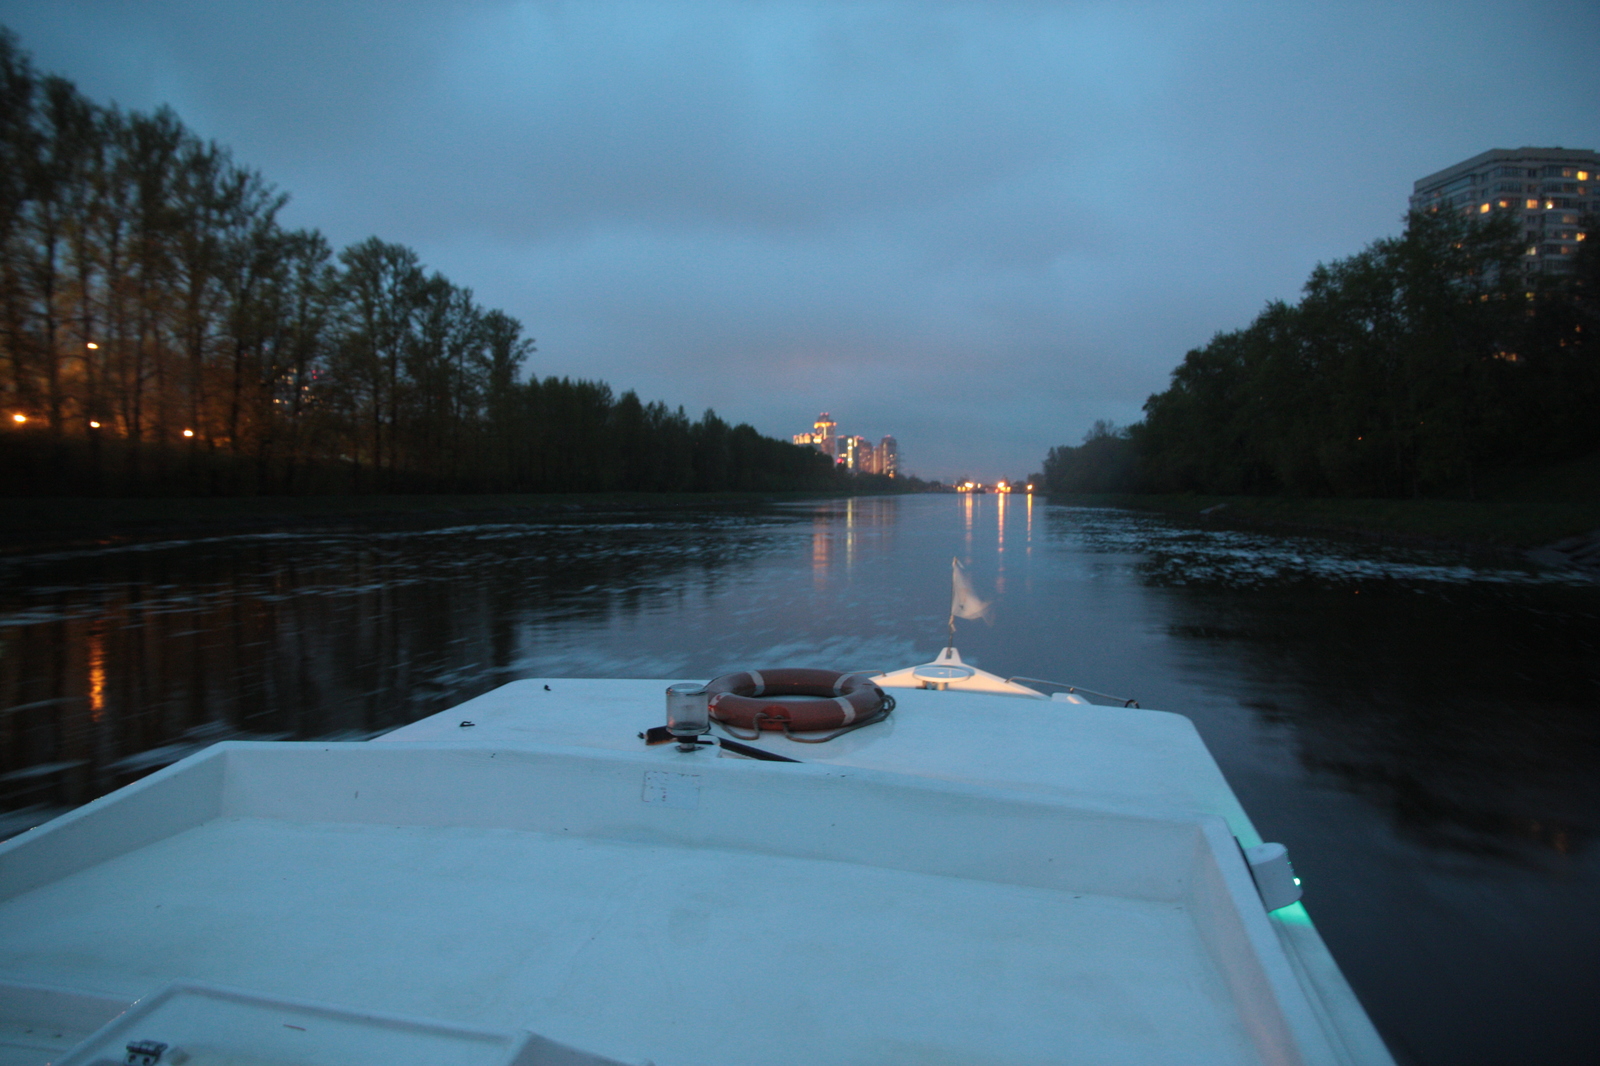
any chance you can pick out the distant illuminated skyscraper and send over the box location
[792,412,839,457]
[842,435,870,471]
[815,413,837,457]
[791,414,898,475]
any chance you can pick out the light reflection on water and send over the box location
[1,494,1596,1064]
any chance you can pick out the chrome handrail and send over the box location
[1005,676,1139,708]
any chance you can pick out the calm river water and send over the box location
[2,494,1596,1064]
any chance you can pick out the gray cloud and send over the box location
[3,0,1596,479]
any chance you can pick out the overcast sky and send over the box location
[3,1,1596,480]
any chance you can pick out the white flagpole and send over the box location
[948,558,958,649]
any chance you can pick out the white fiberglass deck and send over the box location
[0,679,1392,1066]
[9,816,1250,1065]
[383,679,1261,840]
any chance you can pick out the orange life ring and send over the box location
[705,668,885,732]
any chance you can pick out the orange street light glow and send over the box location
[89,420,101,428]
[86,342,98,349]
[183,428,195,438]
[10,413,25,424]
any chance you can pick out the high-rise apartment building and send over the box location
[1410,147,1596,276]
[791,415,900,476]
[840,435,869,472]
[792,412,838,457]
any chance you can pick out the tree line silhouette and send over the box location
[1043,207,1598,499]
[0,30,842,497]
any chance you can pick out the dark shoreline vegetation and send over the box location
[0,30,898,500]
[1042,206,1599,552]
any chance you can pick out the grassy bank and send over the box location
[0,491,848,554]
[1053,492,1598,550]
[1051,453,1600,551]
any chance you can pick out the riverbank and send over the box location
[0,491,866,555]
[1050,463,1600,570]
[1059,450,1600,554]
[1054,491,1596,547]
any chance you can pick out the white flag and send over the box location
[951,557,992,622]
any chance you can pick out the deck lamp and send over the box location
[665,683,709,751]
